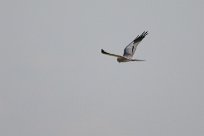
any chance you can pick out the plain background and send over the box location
[0,0,203,136]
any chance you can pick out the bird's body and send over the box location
[101,31,148,63]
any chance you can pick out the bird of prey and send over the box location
[101,31,148,63]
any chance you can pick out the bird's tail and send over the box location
[131,59,145,61]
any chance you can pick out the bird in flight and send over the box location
[101,31,148,63]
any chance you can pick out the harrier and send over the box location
[101,31,148,62]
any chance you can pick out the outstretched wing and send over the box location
[123,31,148,58]
[101,49,124,58]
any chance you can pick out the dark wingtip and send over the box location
[133,31,148,43]
[101,49,107,54]
[101,49,104,53]
[142,31,148,36]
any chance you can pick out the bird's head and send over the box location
[117,57,122,63]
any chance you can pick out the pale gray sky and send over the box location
[0,0,204,136]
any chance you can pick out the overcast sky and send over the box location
[0,0,204,136]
